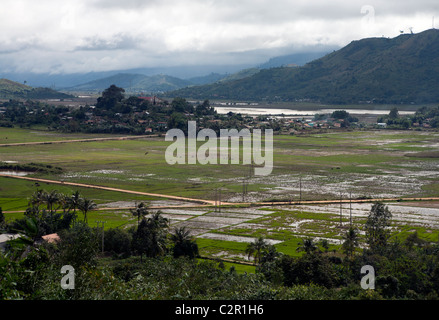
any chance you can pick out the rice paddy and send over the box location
[1,127,438,263]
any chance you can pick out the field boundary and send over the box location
[0,135,158,147]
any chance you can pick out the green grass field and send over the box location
[1,128,438,202]
[1,127,439,266]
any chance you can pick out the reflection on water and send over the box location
[0,171,30,176]
[214,107,415,116]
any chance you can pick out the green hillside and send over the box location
[0,78,74,100]
[66,73,192,93]
[169,29,439,104]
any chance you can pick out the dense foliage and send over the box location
[378,106,439,129]
[1,190,439,300]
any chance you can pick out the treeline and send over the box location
[378,106,439,129]
[0,162,63,174]
[1,191,439,300]
[0,85,253,134]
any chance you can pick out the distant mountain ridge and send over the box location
[65,73,193,93]
[169,29,439,104]
[0,78,74,100]
[0,49,331,92]
[257,50,336,69]
[63,69,265,94]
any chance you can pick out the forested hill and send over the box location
[66,73,193,93]
[169,29,439,104]
[0,78,74,100]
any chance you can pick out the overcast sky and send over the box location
[0,0,438,74]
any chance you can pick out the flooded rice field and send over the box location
[225,173,424,202]
[143,199,439,261]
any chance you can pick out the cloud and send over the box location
[74,34,141,51]
[0,0,438,74]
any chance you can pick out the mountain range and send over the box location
[0,49,332,96]
[65,73,193,93]
[3,29,439,104]
[61,50,333,94]
[169,29,439,104]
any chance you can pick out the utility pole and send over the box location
[339,192,343,227]
[349,192,352,227]
[96,220,106,253]
[214,188,222,212]
[299,176,302,204]
[218,188,222,213]
[242,178,247,202]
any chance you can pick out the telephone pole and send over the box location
[214,188,222,212]
[349,192,352,227]
[339,192,343,227]
[242,177,248,202]
[96,220,106,253]
[218,188,222,213]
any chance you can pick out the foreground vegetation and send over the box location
[1,190,439,300]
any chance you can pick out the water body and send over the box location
[214,106,415,116]
[0,171,30,176]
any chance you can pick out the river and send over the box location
[214,106,415,117]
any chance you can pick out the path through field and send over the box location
[2,173,439,210]
[0,135,157,147]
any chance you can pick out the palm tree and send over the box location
[245,236,268,265]
[148,210,169,230]
[13,217,40,243]
[133,211,169,259]
[78,197,97,224]
[296,237,317,254]
[130,202,149,227]
[43,190,61,215]
[170,226,199,258]
[69,191,82,214]
[28,189,46,208]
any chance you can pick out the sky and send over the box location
[0,0,438,74]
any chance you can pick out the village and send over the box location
[1,89,437,137]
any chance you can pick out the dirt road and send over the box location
[1,173,438,214]
[0,135,157,147]
[0,173,218,205]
